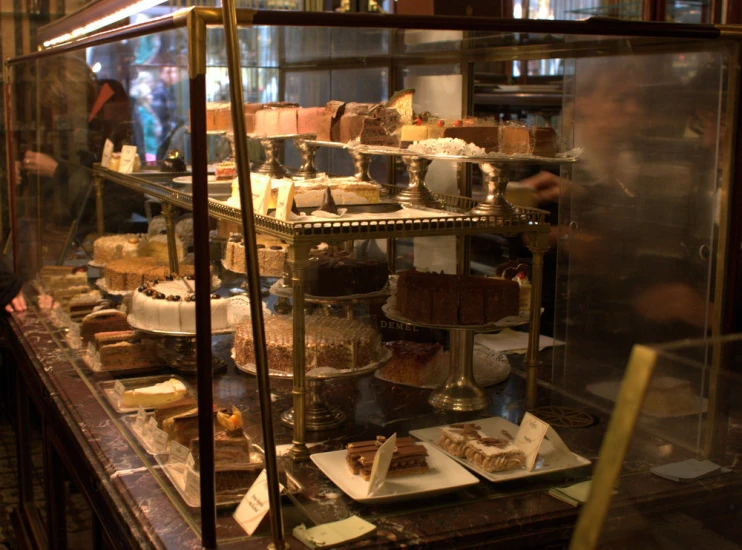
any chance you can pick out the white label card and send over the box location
[184,465,201,502]
[101,139,114,168]
[234,469,284,536]
[118,145,137,173]
[515,412,549,471]
[135,408,147,431]
[274,181,295,222]
[151,428,169,454]
[367,433,396,496]
[169,441,190,464]
[144,416,159,444]
[185,452,195,471]
[250,176,272,216]
[113,380,125,397]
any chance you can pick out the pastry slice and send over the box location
[438,423,484,457]
[464,437,525,473]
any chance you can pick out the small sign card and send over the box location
[233,469,284,536]
[118,145,137,173]
[151,427,169,454]
[250,176,271,216]
[183,462,201,502]
[143,416,158,444]
[275,181,295,222]
[134,407,148,432]
[101,139,114,168]
[367,433,397,496]
[515,412,575,471]
[113,380,125,397]
[168,441,190,464]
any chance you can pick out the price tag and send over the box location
[101,139,114,168]
[233,469,284,536]
[118,145,137,173]
[113,380,126,397]
[184,463,201,503]
[134,407,147,432]
[274,181,295,222]
[250,176,271,216]
[151,428,169,454]
[367,433,396,496]
[169,441,190,464]
[514,412,550,471]
[144,416,158,444]
[185,452,196,471]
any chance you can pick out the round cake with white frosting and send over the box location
[131,275,228,333]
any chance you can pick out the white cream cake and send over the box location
[121,378,187,408]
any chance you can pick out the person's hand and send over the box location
[519,171,564,204]
[37,294,55,310]
[5,291,26,313]
[23,151,58,178]
[632,283,712,328]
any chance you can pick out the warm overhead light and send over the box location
[91,61,102,73]
[41,0,166,49]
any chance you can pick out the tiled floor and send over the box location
[0,414,92,548]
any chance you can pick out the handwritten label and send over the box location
[367,433,396,496]
[135,408,147,431]
[515,412,550,471]
[113,380,125,397]
[169,441,190,464]
[118,145,137,173]
[233,469,284,536]
[251,176,271,216]
[101,139,114,168]
[274,181,295,222]
[151,428,169,454]
[184,464,201,503]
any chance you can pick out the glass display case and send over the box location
[4,8,742,549]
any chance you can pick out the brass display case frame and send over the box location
[6,8,742,550]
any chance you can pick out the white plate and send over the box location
[410,417,590,483]
[310,442,479,503]
[172,175,219,184]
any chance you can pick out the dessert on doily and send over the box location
[346,436,429,480]
[395,269,519,326]
[233,314,381,373]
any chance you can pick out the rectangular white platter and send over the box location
[310,442,479,504]
[410,416,591,483]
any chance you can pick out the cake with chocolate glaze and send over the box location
[346,436,429,480]
[283,250,389,297]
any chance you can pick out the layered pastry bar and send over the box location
[438,423,484,457]
[346,436,429,480]
[464,437,526,473]
[90,330,160,371]
[80,309,130,345]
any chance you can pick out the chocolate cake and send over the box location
[346,436,429,480]
[378,341,444,386]
[283,250,388,297]
[395,270,519,325]
[442,126,499,151]
[80,309,130,345]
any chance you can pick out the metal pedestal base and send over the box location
[470,162,515,216]
[399,156,443,208]
[428,329,489,411]
[256,138,289,178]
[159,337,226,373]
[280,378,346,431]
[294,138,319,179]
[348,149,376,183]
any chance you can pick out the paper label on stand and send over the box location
[234,469,284,536]
[144,416,158,444]
[135,408,147,432]
[251,176,271,216]
[185,452,195,471]
[515,412,549,471]
[169,441,190,464]
[101,139,114,168]
[151,428,169,453]
[367,433,397,496]
[118,145,137,173]
[183,465,200,502]
[275,181,295,221]
[113,380,125,397]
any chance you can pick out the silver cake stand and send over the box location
[234,348,392,431]
[407,150,579,216]
[382,297,529,412]
[269,280,391,319]
[247,133,316,178]
[128,315,232,373]
[299,139,382,184]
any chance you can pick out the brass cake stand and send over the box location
[127,315,231,373]
[382,298,529,412]
[248,133,316,178]
[234,347,391,431]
